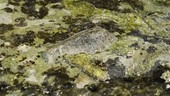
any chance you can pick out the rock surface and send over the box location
[0,0,170,95]
[43,26,117,64]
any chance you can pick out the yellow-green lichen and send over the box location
[92,10,145,33]
[143,15,170,38]
[118,13,144,32]
[131,45,169,76]
[63,0,95,17]
[65,54,109,80]
[1,57,19,73]
[0,47,18,56]
[62,0,146,34]
[23,57,51,85]
[0,74,16,85]
[111,36,136,55]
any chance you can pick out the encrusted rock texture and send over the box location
[0,0,170,95]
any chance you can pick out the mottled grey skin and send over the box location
[43,26,117,64]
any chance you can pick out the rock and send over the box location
[43,26,117,64]
[106,58,125,78]
[155,54,170,68]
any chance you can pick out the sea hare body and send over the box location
[43,26,117,64]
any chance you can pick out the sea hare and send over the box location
[43,26,118,64]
